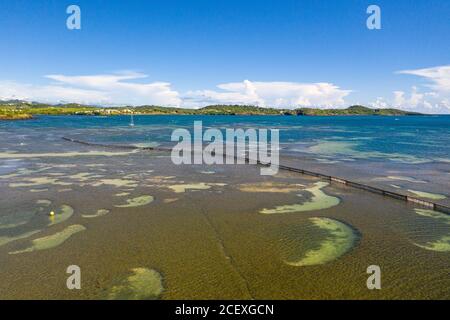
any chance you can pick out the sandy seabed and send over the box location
[0,147,449,300]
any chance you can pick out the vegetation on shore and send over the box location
[0,100,422,120]
[296,105,421,116]
[0,106,33,120]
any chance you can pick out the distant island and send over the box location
[0,100,422,120]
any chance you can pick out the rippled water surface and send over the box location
[0,115,449,299]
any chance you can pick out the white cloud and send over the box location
[391,65,450,113]
[183,80,351,108]
[397,65,450,93]
[2,76,352,109]
[0,80,108,104]
[368,97,390,109]
[393,88,436,110]
[368,66,450,114]
[2,66,450,114]
[0,72,181,106]
[369,87,449,114]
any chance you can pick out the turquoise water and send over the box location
[1,115,450,164]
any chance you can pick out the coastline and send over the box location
[0,114,33,120]
[0,103,425,118]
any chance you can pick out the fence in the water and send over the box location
[62,136,450,215]
[274,164,450,215]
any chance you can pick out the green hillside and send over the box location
[0,101,422,119]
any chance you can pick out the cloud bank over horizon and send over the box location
[388,65,450,114]
[0,72,181,107]
[183,80,351,109]
[0,73,351,109]
[1,65,449,113]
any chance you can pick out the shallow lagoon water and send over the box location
[0,210,36,230]
[412,209,450,252]
[0,115,449,299]
[260,182,340,214]
[82,209,110,219]
[168,183,227,193]
[407,189,446,200]
[48,205,74,225]
[107,268,164,300]
[237,182,304,193]
[0,230,41,247]
[282,217,359,267]
[9,225,86,254]
[115,196,154,208]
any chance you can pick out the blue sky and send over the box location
[0,0,449,112]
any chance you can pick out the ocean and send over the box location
[0,115,449,299]
[2,114,450,163]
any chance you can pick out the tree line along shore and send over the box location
[0,101,422,120]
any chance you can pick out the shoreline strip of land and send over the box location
[1,101,423,120]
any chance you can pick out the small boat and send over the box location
[130,114,135,127]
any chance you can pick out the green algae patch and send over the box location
[163,198,178,204]
[108,268,164,300]
[0,172,25,180]
[260,182,340,214]
[412,209,450,252]
[386,176,427,183]
[308,141,357,156]
[314,158,340,164]
[115,192,130,197]
[30,188,48,193]
[415,209,450,224]
[48,205,74,226]
[168,183,226,193]
[36,199,51,206]
[66,172,102,182]
[91,178,138,189]
[415,236,450,252]
[0,201,69,230]
[168,183,211,193]
[9,225,86,254]
[307,140,428,164]
[0,211,36,230]
[0,167,52,180]
[0,230,41,247]
[200,170,216,174]
[133,142,160,148]
[9,177,73,188]
[0,150,137,159]
[238,182,304,193]
[115,196,154,208]
[284,218,358,267]
[407,190,446,200]
[82,209,110,219]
